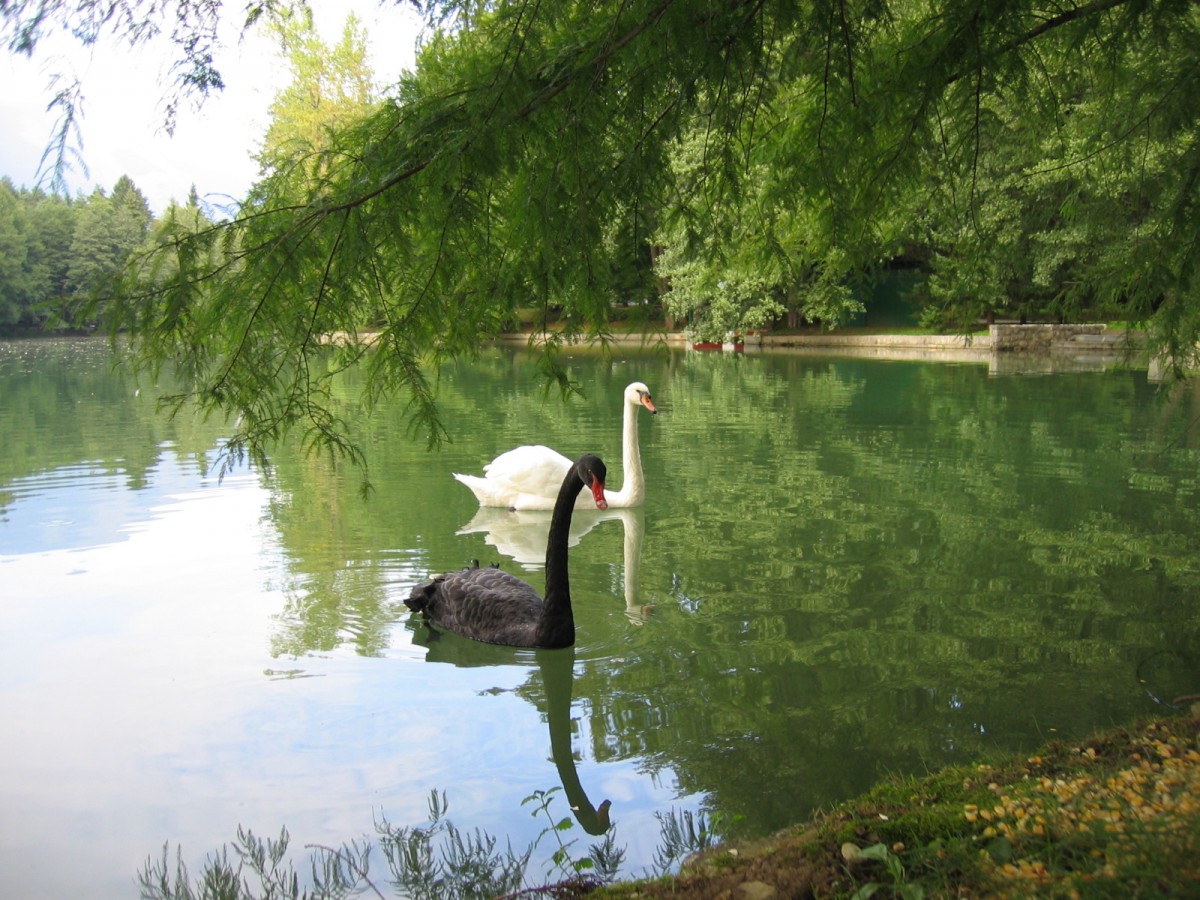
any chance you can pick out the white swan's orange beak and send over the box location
[590,476,608,510]
[640,393,657,414]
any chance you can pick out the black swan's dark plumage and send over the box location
[405,455,607,648]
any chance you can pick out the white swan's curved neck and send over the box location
[606,399,645,506]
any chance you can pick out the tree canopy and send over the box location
[256,9,380,174]
[0,175,155,330]
[3,0,1197,471]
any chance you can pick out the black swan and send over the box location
[405,455,608,648]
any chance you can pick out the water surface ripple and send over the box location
[1,338,1198,897]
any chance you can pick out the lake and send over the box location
[1,336,1198,897]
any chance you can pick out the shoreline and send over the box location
[493,323,1153,377]
[593,707,1200,898]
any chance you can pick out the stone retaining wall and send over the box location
[989,323,1116,352]
[757,332,991,351]
[485,324,1145,367]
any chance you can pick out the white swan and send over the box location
[453,382,657,510]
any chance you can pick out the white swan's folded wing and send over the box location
[483,445,573,490]
[453,445,573,508]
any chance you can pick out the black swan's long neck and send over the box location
[535,467,586,648]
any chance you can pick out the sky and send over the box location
[0,3,424,215]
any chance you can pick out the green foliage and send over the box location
[24,191,77,304]
[521,787,626,886]
[0,181,31,326]
[67,185,152,302]
[257,8,380,174]
[6,0,1200,464]
[850,843,925,900]
[655,0,1200,337]
[897,1,1200,334]
[0,175,156,330]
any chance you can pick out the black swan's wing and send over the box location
[406,564,543,646]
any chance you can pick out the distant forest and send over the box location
[0,175,205,332]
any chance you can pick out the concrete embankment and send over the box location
[497,324,1148,375]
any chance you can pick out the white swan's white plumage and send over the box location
[453,382,657,510]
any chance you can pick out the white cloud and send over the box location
[0,3,423,214]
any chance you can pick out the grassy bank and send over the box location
[598,708,1200,899]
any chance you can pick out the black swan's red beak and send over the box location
[590,475,608,509]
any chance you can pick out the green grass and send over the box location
[597,712,1200,899]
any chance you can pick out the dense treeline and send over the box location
[0,175,180,332]
[653,1,1200,343]
[3,0,1198,465]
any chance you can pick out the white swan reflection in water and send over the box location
[456,505,652,624]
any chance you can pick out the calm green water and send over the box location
[2,337,1199,897]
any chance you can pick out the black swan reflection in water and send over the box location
[409,625,612,834]
[406,455,607,649]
